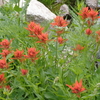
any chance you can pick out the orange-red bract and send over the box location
[66,80,85,97]
[78,7,98,21]
[21,69,28,75]
[0,39,12,49]
[0,59,8,69]
[88,8,98,21]
[13,49,24,59]
[24,48,40,62]
[37,33,49,43]
[96,30,100,35]
[85,28,92,35]
[0,49,11,58]
[51,16,68,27]
[0,74,5,83]
[57,36,68,44]
[73,44,84,51]
[5,85,11,90]
[78,7,89,19]
[25,22,37,32]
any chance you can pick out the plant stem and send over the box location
[55,40,58,69]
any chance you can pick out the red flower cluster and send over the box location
[5,85,11,90]
[25,22,49,43]
[57,37,68,44]
[11,48,40,62]
[96,30,100,35]
[51,16,68,27]
[0,59,9,69]
[96,30,100,42]
[0,39,12,59]
[0,49,11,58]
[0,73,5,83]
[21,69,28,75]
[66,80,85,97]
[24,48,40,62]
[78,7,98,21]
[50,16,68,44]
[85,28,92,35]
[11,49,24,62]
[0,39,13,69]
[0,39,12,49]
[78,7,99,26]
[73,44,84,51]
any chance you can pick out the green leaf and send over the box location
[14,5,22,12]
[69,66,83,75]
[44,92,57,100]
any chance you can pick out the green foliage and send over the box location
[0,0,100,100]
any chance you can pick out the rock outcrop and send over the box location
[26,0,56,23]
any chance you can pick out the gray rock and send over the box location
[86,0,98,9]
[59,4,69,16]
[26,0,56,24]
[55,0,62,3]
[59,4,72,24]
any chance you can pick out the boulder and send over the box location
[59,4,69,16]
[86,0,98,9]
[55,0,62,3]
[59,4,72,24]
[26,0,56,24]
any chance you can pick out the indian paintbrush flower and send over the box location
[51,16,68,27]
[0,39,12,49]
[12,49,24,60]
[57,36,68,44]
[24,48,40,62]
[0,49,11,58]
[21,69,28,75]
[96,30,100,35]
[0,74,5,83]
[73,44,84,51]
[85,28,92,35]
[78,7,98,21]
[0,59,8,69]
[37,33,49,43]
[66,80,86,97]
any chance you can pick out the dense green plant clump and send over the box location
[0,0,100,100]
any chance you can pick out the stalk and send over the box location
[55,40,58,69]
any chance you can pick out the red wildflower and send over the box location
[78,7,89,19]
[56,29,64,36]
[0,86,3,88]
[0,74,5,83]
[0,39,12,49]
[66,80,85,97]
[5,85,11,90]
[37,33,49,43]
[78,7,98,21]
[21,69,28,75]
[73,44,84,51]
[96,36,100,42]
[25,22,37,32]
[0,49,11,57]
[88,8,98,21]
[12,49,24,60]
[29,25,44,37]
[25,22,44,37]
[32,25,44,35]
[0,59,8,69]
[24,48,40,62]
[57,37,68,44]
[85,28,92,35]
[96,30,100,35]
[51,16,68,27]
